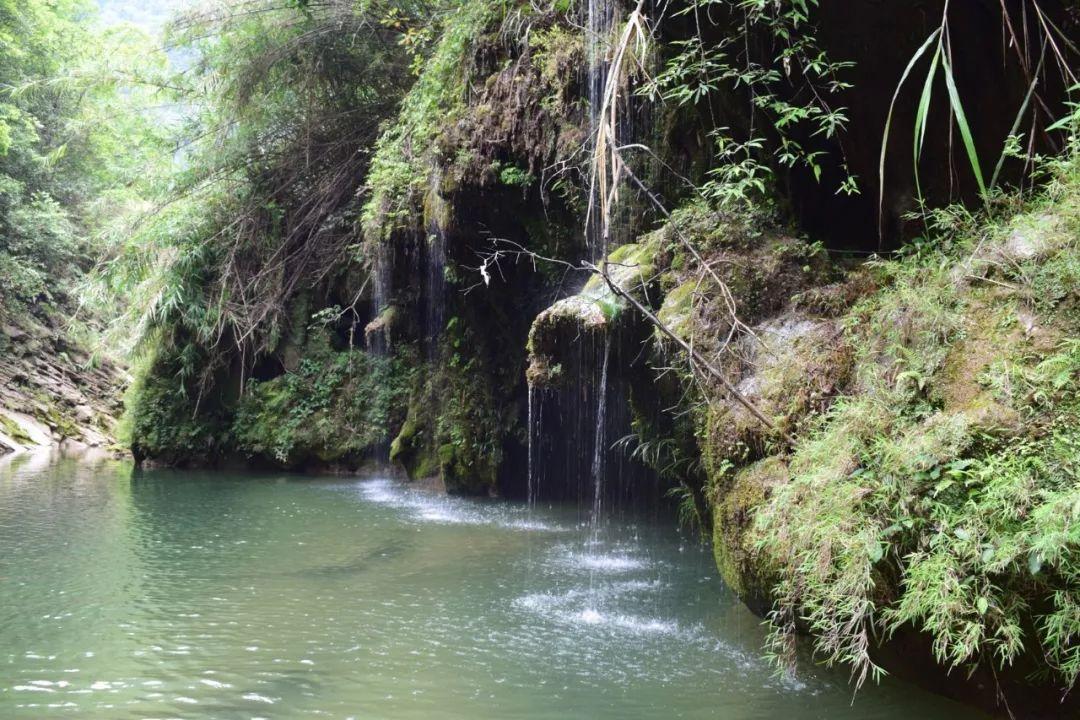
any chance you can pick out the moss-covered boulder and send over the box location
[527,239,665,388]
[712,456,788,613]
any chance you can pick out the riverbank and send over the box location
[0,307,125,456]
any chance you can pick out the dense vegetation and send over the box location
[3,0,1079,715]
[0,0,165,322]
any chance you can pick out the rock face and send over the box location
[0,313,125,455]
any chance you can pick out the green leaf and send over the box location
[868,542,885,563]
[933,478,954,495]
[990,43,1045,191]
[1029,552,1044,575]
[976,597,989,615]
[940,53,987,199]
[912,44,941,202]
[878,28,942,240]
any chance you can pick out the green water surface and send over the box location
[0,452,987,719]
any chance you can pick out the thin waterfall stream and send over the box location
[590,334,611,529]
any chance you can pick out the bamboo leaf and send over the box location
[990,41,1046,192]
[941,53,987,199]
[913,45,942,203]
[879,28,942,241]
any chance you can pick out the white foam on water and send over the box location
[514,590,685,638]
[579,608,603,624]
[359,480,479,525]
[361,478,572,531]
[577,610,679,635]
[418,508,461,523]
[611,579,663,592]
[562,551,647,573]
[498,518,565,532]
[358,480,398,504]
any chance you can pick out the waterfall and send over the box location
[590,334,611,527]
[425,170,448,360]
[585,0,617,518]
[526,0,654,511]
[586,0,614,262]
[426,220,446,360]
[527,385,540,507]
[527,386,534,506]
[369,241,394,463]
[370,240,392,357]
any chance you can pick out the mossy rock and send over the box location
[581,240,662,300]
[437,441,497,495]
[935,295,1029,438]
[527,239,666,389]
[364,305,401,346]
[701,314,853,464]
[655,279,697,341]
[390,412,440,481]
[0,413,35,447]
[712,455,788,614]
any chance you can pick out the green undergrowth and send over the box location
[123,339,229,464]
[232,331,410,467]
[126,329,411,468]
[751,152,1080,689]
[361,0,508,240]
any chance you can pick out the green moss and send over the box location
[0,413,34,446]
[390,399,441,481]
[581,240,661,298]
[530,24,582,103]
[656,280,697,340]
[361,0,507,242]
[433,349,503,495]
[712,456,787,603]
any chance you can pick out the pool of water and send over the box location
[0,452,986,719]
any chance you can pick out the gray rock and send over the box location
[2,324,26,340]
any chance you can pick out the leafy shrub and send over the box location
[232,332,410,466]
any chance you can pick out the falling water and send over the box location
[527,385,537,507]
[370,240,393,357]
[526,0,644,515]
[591,335,611,528]
[426,222,447,360]
[367,239,395,463]
[586,0,614,262]
[584,0,618,525]
[425,171,448,360]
